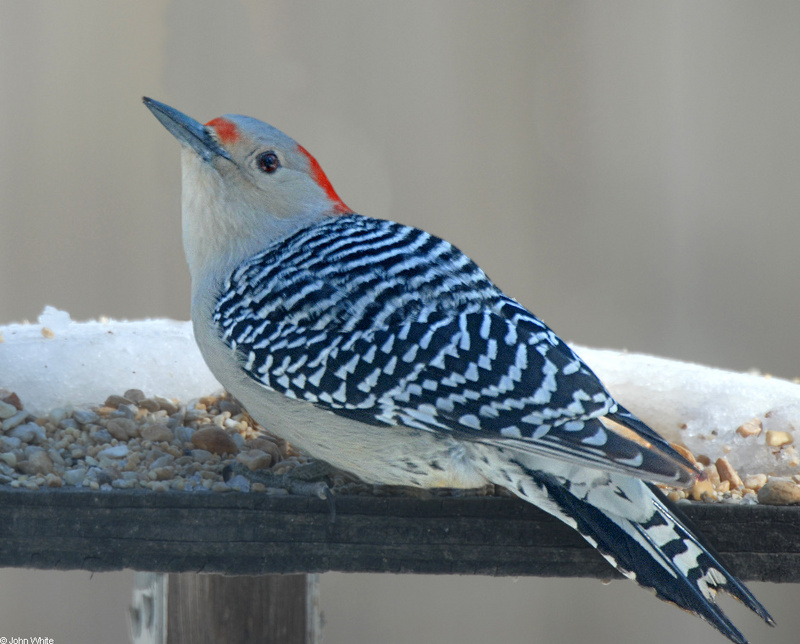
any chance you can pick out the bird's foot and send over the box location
[223,460,333,499]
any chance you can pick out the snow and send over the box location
[575,346,800,477]
[0,307,798,477]
[0,306,221,414]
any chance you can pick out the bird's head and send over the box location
[144,97,350,283]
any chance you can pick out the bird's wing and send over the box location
[213,214,697,485]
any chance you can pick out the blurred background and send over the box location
[1,1,798,642]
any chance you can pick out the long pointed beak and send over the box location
[143,97,232,162]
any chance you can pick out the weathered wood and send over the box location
[0,488,798,582]
[131,572,167,644]
[130,572,319,644]
[166,573,313,644]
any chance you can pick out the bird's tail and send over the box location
[485,452,774,644]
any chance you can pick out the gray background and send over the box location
[1,1,798,642]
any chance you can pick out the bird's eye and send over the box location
[256,151,281,174]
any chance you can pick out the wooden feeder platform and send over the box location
[1,488,797,582]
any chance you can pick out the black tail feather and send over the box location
[533,471,774,644]
[647,483,775,627]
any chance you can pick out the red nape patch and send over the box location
[297,144,350,213]
[205,117,239,144]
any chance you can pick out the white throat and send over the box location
[180,149,325,296]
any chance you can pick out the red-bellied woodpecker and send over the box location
[144,97,773,643]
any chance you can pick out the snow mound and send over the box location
[0,306,221,414]
[576,346,800,477]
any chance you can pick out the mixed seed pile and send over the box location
[0,387,798,504]
[663,441,800,505]
[0,387,326,494]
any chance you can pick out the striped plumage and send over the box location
[214,215,694,485]
[144,98,774,644]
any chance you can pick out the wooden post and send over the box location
[131,572,166,644]
[131,572,320,644]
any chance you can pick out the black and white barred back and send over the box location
[215,215,691,484]
[213,214,772,643]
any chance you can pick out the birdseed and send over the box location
[0,386,796,503]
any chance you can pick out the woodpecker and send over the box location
[144,97,773,643]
